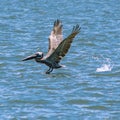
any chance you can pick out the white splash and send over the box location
[95,57,113,72]
[96,64,112,72]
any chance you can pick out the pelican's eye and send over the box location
[36,52,43,59]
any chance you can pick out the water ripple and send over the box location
[0,0,120,119]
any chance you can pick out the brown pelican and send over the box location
[22,20,81,74]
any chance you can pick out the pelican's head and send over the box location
[22,52,43,62]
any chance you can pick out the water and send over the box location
[0,0,120,119]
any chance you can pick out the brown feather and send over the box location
[44,20,63,59]
[46,24,81,63]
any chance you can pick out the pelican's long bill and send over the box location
[22,54,36,61]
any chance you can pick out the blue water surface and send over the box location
[0,0,120,119]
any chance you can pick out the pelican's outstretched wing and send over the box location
[44,19,63,59]
[45,24,81,63]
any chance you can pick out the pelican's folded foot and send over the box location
[46,71,50,74]
[45,67,53,74]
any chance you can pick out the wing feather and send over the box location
[46,24,81,63]
[44,19,63,59]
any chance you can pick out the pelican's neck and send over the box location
[35,58,41,62]
[35,57,45,63]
